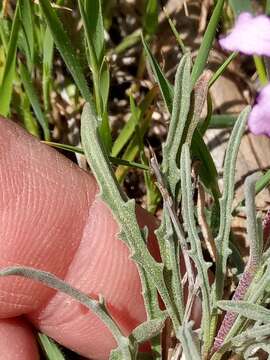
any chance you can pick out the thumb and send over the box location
[0,118,157,359]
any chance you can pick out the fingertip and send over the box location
[0,317,39,360]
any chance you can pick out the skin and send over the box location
[0,118,159,360]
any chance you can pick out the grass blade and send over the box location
[191,0,225,85]
[0,2,20,116]
[20,92,40,137]
[143,0,158,36]
[142,35,174,112]
[43,140,149,170]
[38,0,92,103]
[115,108,152,182]
[42,26,54,112]
[19,0,34,71]
[78,0,111,148]
[83,0,104,66]
[38,333,65,360]
[19,62,50,140]
[111,87,157,157]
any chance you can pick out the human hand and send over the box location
[0,118,158,360]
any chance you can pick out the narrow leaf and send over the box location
[38,0,92,103]
[19,62,50,140]
[142,35,174,112]
[38,333,65,360]
[218,300,270,323]
[191,0,225,85]
[162,53,192,199]
[0,1,20,116]
[244,173,262,266]
[180,144,212,351]
[42,26,54,112]
[19,0,34,70]
[84,0,104,66]
[143,0,158,36]
[112,87,157,157]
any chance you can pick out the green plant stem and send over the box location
[163,6,186,53]
[253,55,268,85]
[209,52,237,88]
[0,266,133,357]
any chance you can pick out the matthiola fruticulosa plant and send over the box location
[220,12,270,137]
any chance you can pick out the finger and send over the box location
[29,200,158,360]
[0,118,155,359]
[0,118,97,317]
[0,317,39,360]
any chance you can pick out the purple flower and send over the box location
[219,12,270,56]
[248,84,270,136]
[219,12,270,137]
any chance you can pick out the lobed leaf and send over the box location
[142,37,220,199]
[215,106,251,301]
[81,102,181,331]
[180,144,212,351]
